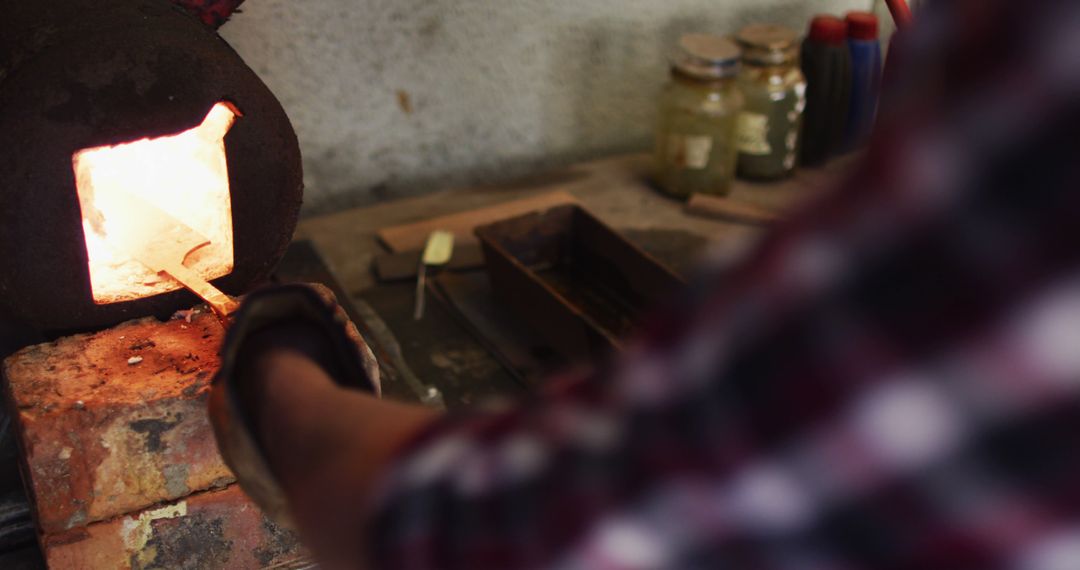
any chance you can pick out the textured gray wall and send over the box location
[220,0,870,215]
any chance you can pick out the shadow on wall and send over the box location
[540,16,661,161]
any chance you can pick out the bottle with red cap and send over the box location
[843,11,882,150]
[800,15,852,167]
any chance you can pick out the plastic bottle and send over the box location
[843,12,882,150]
[800,16,852,167]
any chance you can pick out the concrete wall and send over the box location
[220,0,871,215]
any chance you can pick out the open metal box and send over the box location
[475,204,685,361]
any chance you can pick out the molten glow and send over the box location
[73,103,238,304]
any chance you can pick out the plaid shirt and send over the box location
[369,2,1080,568]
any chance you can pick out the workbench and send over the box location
[293,152,847,409]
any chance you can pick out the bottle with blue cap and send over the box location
[843,11,883,150]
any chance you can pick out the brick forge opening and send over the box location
[73,102,239,305]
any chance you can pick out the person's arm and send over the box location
[234,3,1080,567]
[235,324,437,567]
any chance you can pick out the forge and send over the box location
[0,0,316,566]
[0,0,303,334]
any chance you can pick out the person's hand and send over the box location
[207,283,436,567]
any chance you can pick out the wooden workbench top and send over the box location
[296,152,850,294]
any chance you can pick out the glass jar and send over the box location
[734,24,807,180]
[654,34,745,198]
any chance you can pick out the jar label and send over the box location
[736,112,772,155]
[666,135,713,170]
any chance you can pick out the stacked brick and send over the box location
[3,311,304,568]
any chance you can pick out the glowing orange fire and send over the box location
[72,103,238,305]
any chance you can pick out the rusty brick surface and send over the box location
[2,311,235,534]
[43,484,308,570]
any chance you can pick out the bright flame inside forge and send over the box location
[73,103,238,305]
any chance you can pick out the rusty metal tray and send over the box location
[475,205,684,361]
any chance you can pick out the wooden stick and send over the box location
[684,193,781,225]
[376,191,579,252]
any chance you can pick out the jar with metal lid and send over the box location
[654,34,745,198]
[734,24,807,180]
